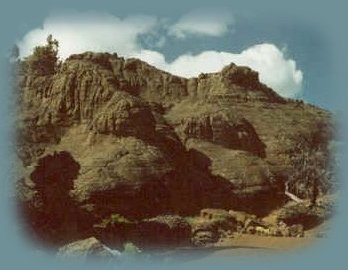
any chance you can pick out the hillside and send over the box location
[15,51,334,250]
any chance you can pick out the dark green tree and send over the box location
[25,34,59,75]
[10,44,19,61]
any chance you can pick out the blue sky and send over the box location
[15,9,334,110]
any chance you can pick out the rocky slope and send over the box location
[15,52,333,247]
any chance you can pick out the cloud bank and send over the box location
[17,11,303,98]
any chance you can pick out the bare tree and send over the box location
[286,122,333,207]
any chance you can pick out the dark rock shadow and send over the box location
[18,151,93,248]
[170,147,284,217]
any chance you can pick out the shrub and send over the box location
[123,242,141,254]
[94,213,132,229]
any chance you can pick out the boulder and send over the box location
[276,201,330,230]
[135,215,191,248]
[191,230,219,247]
[288,224,304,237]
[57,237,121,259]
[200,209,237,230]
[189,211,237,247]
[228,210,257,225]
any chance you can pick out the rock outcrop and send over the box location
[180,111,266,157]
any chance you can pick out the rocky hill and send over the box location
[15,51,334,248]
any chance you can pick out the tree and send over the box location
[10,44,19,61]
[286,122,334,206]
[25,34,59,75]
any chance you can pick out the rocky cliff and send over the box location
[15,52,333,247]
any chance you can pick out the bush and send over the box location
[123,242,141,254]
[94,214,132,229]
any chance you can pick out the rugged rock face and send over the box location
[15,51,333,247]
[180,112,266,157]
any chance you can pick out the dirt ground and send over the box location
[216,234,315,253]
[156,221,331,263]
[203,221,331,258]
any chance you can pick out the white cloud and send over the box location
[17,12,159,59]
[17,13,303,98]
[168,9,234,39]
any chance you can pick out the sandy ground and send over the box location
[215,234,316,254]
[210,220,330,255]
[151,221,330,263]
[151,235,320,263]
